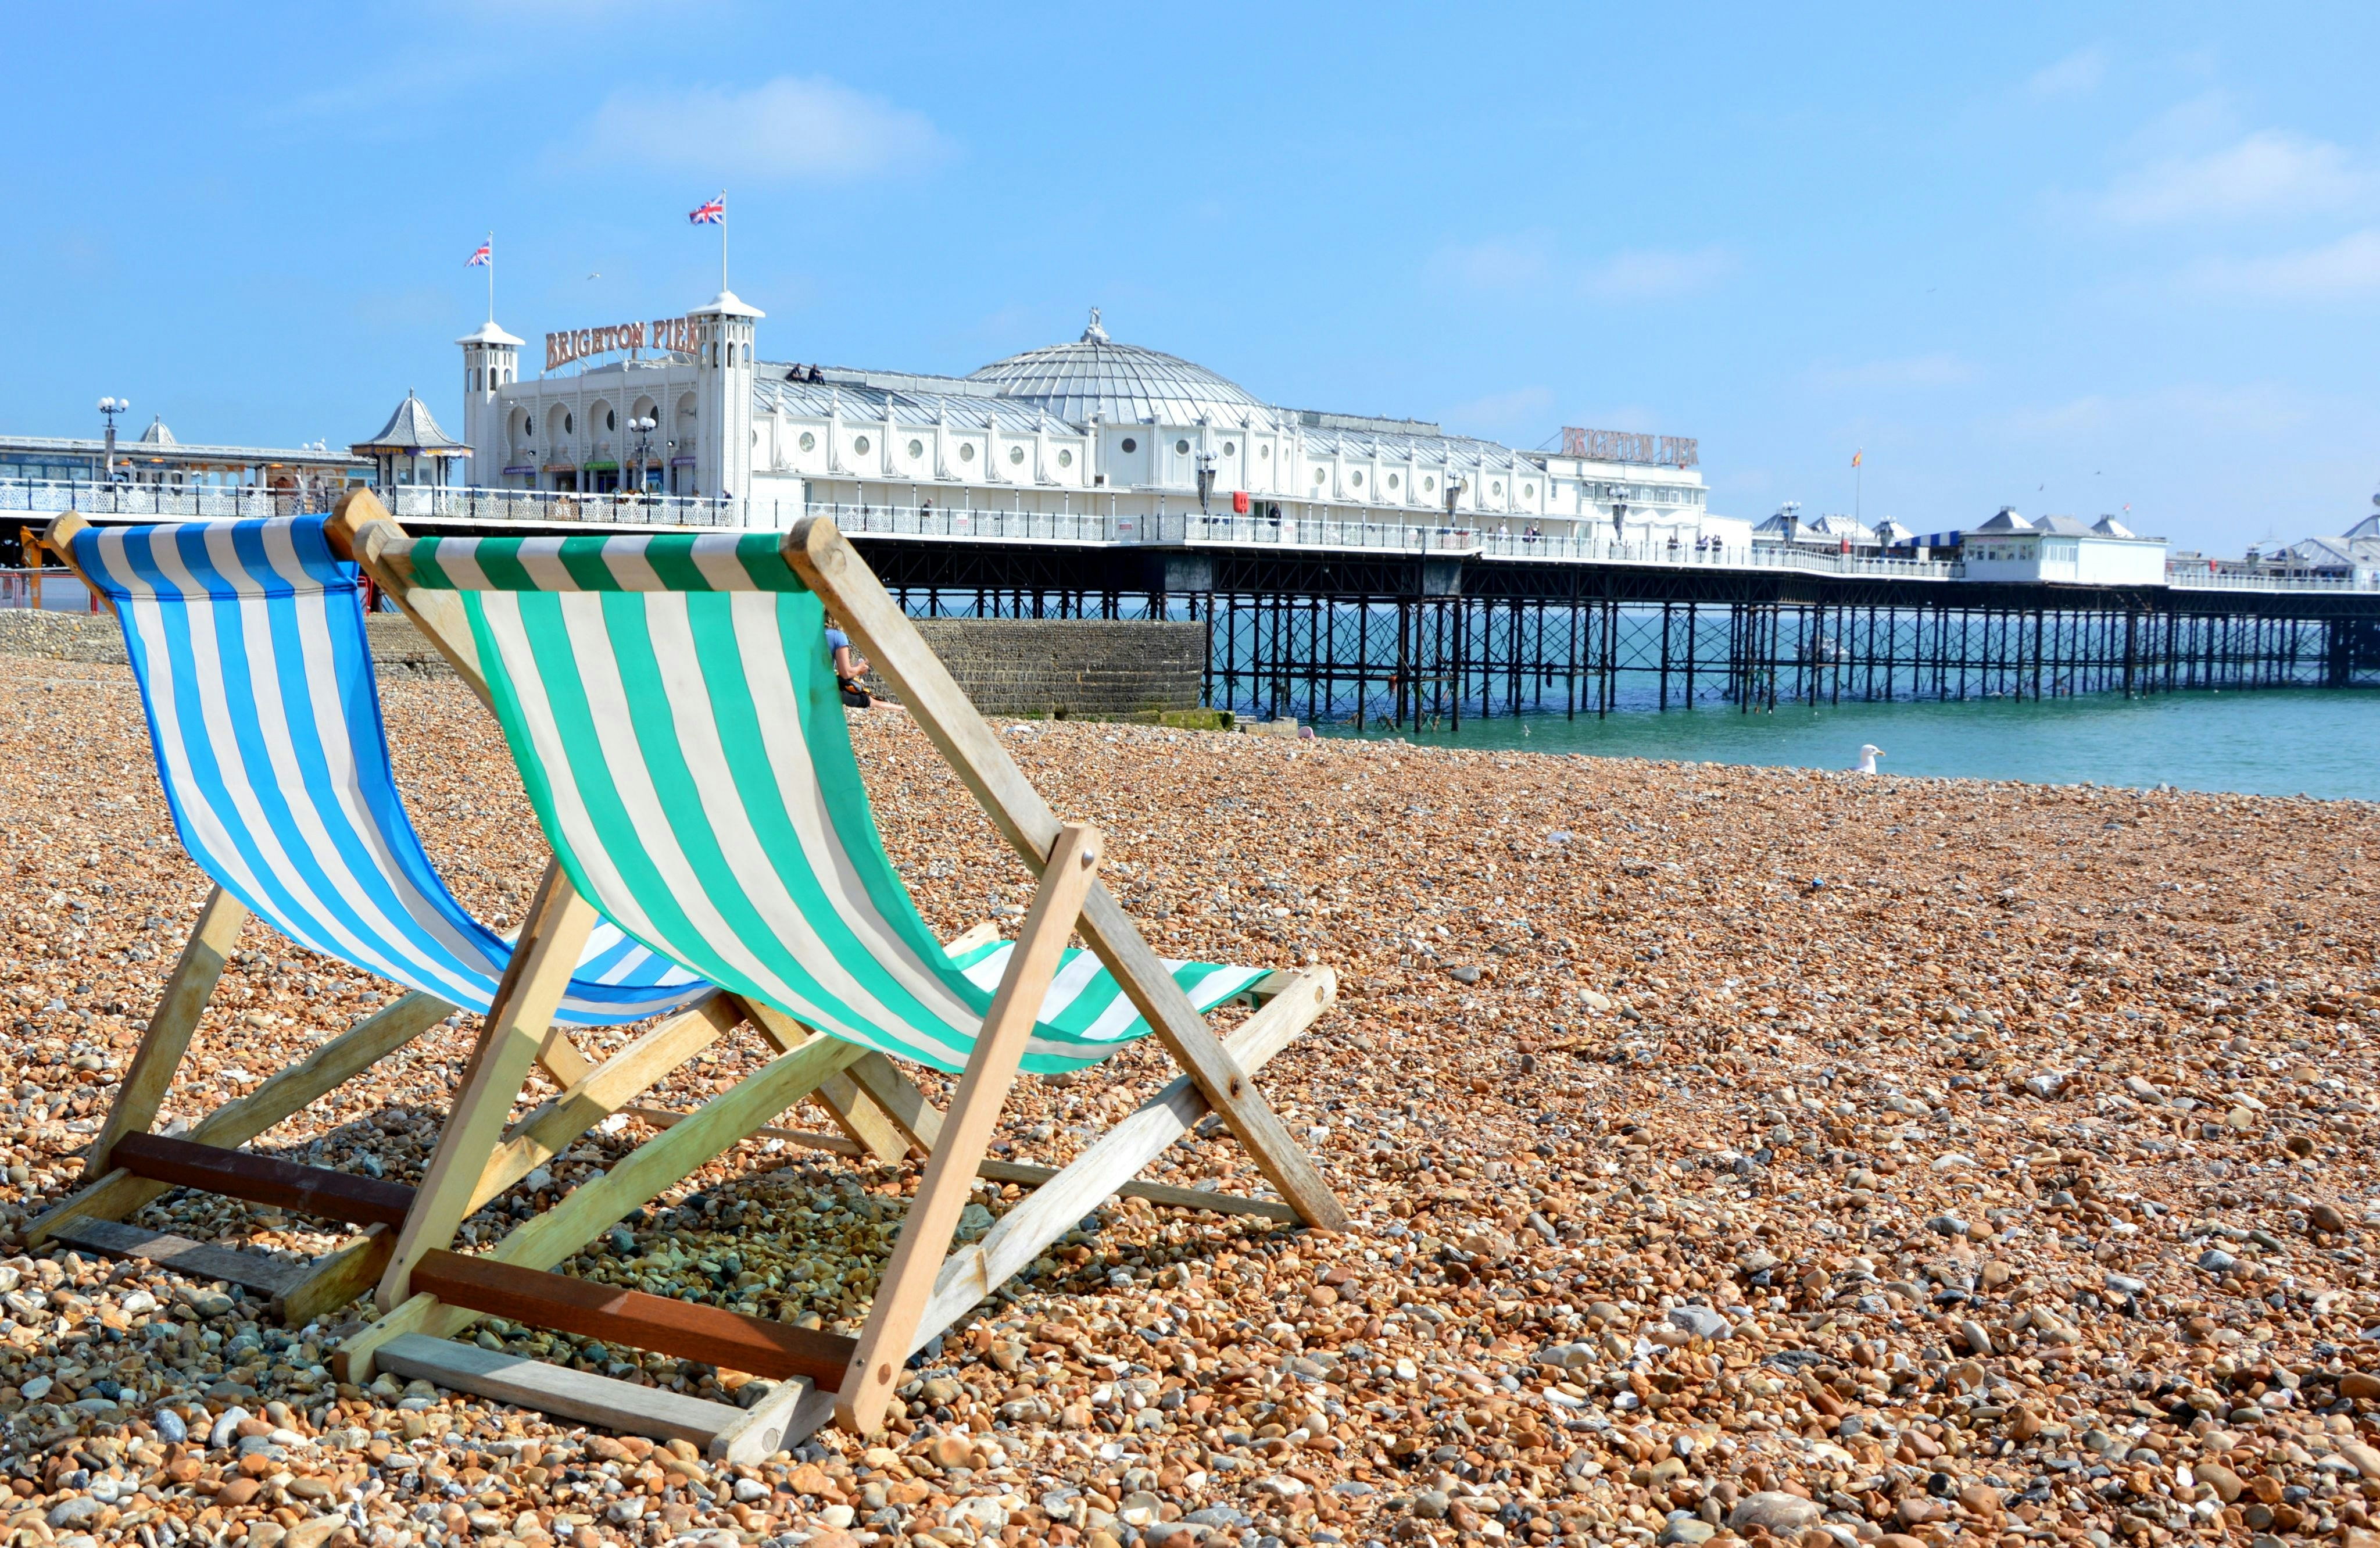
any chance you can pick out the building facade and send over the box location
[462,293,1742,545]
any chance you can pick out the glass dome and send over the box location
[967,309,1270,427]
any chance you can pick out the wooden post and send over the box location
[835,823,1103,1433]
[377,860,599,1310]
[81,885,246,1181]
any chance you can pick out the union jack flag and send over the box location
[688,194,725,225]
[465,241,491,267]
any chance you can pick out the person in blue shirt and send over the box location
[825,619,872,708]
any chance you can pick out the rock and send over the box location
[1451,964,1482,985]
[1728,1492,1822,1535]
[1956,1319,1994,1356]
[2338,1441,2380,1481]
[46,1498,103,1529]
[2022,1073,2064,1099]
[210,1406,249,1450]
[152,1407,187,1444]
[1660,1515,1719,1545]
[1412,1490,1451,1520]
[1958,1483,2002,1514]
[2338,1372,2380,1403]
[2198,1248,2238,1275]
[926,1433,975,1469]
[1670,1305,1731,1341]
[2193,1463,2245,1502]
[1580,989,1613,1012]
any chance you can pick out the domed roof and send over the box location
[967,309,1270,426]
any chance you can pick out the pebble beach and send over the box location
[0,631,2377,1548]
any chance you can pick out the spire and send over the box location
[1082,306,1108,344]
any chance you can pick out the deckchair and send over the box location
[333,512,1345,1451]
[25,509,729,1323]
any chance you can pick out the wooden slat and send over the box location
[834,823,1102,1433]
[972,1160,1295,1222]
[279,1225,395,1327]
[50,1217,310,1299]
[784,517,1348,1232]
[27,989,450,1246]
[81,885,247,1181]
[618,1105,861,1157]
[411,1249,856,1386]
[111,1134,416,1228]
[374,1334,829,1462]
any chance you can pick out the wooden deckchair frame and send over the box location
[22,509,829,1327]
[330,505,1345,1445]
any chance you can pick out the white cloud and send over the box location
[2029,46,2106,99]
[1427,237,1554,292]
[1579,246,1734,300]
[1429,238,1731,300]
[2179,228,2380,299]
[1806,353,1977,391]
[577,76,947,182]
[2099,129,2368,223]
[1995,382,2309,441]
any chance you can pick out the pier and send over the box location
[12,482,2379,728]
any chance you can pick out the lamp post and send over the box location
[98,397,129,482]
[1194,449,1216,515]
[629,416,657,496]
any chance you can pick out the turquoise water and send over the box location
[1325,689,2380,800]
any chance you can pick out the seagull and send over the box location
[587,271,601,280]
[1851,744,1885,774]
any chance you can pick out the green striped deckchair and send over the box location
[336,513,1346,1450]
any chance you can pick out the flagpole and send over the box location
[486,230,495,324]
[719,191,728,292]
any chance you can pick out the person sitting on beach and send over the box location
[825,618,872,709]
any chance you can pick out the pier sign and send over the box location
[545,314,702,371]
[1561,427,1699,468]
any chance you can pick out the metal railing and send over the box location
[0,479,797,530]
[0,568,98,612]
[2166,566,2380,593]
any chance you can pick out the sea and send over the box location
[1324,688,2380,800]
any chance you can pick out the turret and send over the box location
[457,319,525,481]
[690,291,762,500]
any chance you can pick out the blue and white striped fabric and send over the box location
[72,516,707,1026]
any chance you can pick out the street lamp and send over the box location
[1194,449,1217,514]
[98,397,129,481]
[629,416,658,495]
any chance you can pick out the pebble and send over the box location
[3,640,2380,1547]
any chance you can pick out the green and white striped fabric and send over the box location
[406,532,1268,1075]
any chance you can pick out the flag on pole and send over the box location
[1851,449,1863,468]
[688,194,725,225]
[466,241,492,267]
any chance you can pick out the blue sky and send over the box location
[5,2,2376,553]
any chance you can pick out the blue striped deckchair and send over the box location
[341,509,1345,1450]
[27,510,717,1322]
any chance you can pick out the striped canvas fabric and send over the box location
[71,517,707,1026]
[406,531,1269,1074]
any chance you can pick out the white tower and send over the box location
[457,319,524,482]
[691,289,763,502]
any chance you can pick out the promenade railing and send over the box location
[2166,566,2380,594]
[0,480,792,530]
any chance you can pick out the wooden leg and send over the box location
[376,861,599,1311]
[907,967,1334,1360]
[466,995,738,1215]
[28,989,452,1246]
[843,1052,946,1153]
[339,1029,865,1381]
[736,999,910,1163]
[834,823,1103,1435]
[82,885,247,1181]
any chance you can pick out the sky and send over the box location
[4,2,2377,555]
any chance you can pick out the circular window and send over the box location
[1523,483,1536,497]
[1388,474,1400,491]
[1312,468,1326,485]
[799,431,815,453]
[1057,449,1073,467]
[1423,475,1435,492]
[907,438,924,459]
[1223,441,1236,455]
[1492,481,1503,496]
[1008,445,1025,465]
[1121,437,1137,453]
[960,443,976,462]
[1175,439,1191,455]
[1260,445,1270,460]
[854,435,871,455]
[1351,471,1364,487]
[606,409,617,431]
